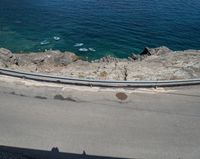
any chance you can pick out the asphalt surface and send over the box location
[0,85,200,159]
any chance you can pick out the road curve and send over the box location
[0,68,200,87]
[0,68,200,158]
[0,84,200,159]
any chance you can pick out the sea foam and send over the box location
[40,40,50,45]
[53,36,60,41]
[74,43,84,47]
[89,48,96,52]
[79,48,88,52]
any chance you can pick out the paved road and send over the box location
[0,86,200,159]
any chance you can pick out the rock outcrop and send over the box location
[0,47,200,81]
[0,48,18,66]
[140,46,172,56]
[16,50,79,66]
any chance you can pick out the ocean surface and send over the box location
[0,0,200,60]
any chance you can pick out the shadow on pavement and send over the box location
[0,145,134,159]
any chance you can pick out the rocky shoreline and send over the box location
[0,47,200,81]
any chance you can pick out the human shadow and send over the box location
[0,145,135,159]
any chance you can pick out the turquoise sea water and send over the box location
[0,0,200,59]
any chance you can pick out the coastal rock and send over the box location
[0,48,18,66]
[0,59,5,67]
[16,50,79,66]
[173,69,192,79]
[98,56,119,63]
[149,46,172,56]
[140,46,172,56]
[51,52,80,66]
[0,48,13,60]
[140,47,151,56]
[129,53,140,61]
[0,47,199,81]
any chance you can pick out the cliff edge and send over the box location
[0,47,199,81]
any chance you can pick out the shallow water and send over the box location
[0,0,200,59]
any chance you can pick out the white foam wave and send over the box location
[79,48,88,52]
[74,43,84,47]
[88,48,96,52]
[40,40,50,45]
[53,36,60,41]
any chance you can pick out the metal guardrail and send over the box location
[0,68,200,87]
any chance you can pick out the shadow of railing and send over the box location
[0,145,135,159]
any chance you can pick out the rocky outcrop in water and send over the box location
[0,47,200,81]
